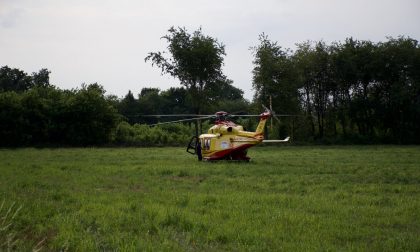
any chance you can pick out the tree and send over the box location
[335,39,377,137]
[0,66,52,93]
[251,34,300,138]
[31,68,51,88]
[118,90,139,124]
[204,78,250,113]
[0,66,33,92]
[137,88,165,124]
[160,87,190,114]
[205,79,243,102]
[252,34,300,113]
[58,83,120,145]
[0,91,25,145]
[374,37,420,143]
[145,27,226,135]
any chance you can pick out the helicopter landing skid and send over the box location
[204,157,250,162]
[229,150,250,161]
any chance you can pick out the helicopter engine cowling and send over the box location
[219,125,239,135]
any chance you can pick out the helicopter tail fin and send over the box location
[255,111,270,135]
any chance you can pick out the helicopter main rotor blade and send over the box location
[262,104,270,112]
[128,114,213,118]
[229,113,299,118]
[272,113,281,123]
[149,116,214,126]
[228,114,261,117]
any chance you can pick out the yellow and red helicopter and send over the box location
[189,110,289,161]
[146,108,290,161]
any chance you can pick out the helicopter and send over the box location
[145,107,291,161]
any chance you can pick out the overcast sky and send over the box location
[1,0,419,100]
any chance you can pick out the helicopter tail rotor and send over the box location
[262,104,282,123]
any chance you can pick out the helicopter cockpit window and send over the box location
[202,138,211,150]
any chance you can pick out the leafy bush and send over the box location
[114,122,193,146]
[0,85,120,146]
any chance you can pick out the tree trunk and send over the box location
[305,84,315,136]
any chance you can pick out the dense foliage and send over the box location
[0,66,246,147]
[0,68,120,146]
[117,85,248,125]
[114,122,193,146]
[1,34,419,146]
[252,36,420,143]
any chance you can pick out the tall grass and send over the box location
[0,146,419,251]
[0,200,22,250]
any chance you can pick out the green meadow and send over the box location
[1,146,419,251]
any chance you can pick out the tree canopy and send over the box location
[251,35,420,143]
[145,27,227,114]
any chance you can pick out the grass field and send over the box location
[0,146,419,251]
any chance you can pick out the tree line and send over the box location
[0,67,120,146]
[0,65,248,146]
[1,27,419,146]
[252,35,420,144]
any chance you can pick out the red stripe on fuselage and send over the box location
[204,144,254,160]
